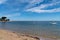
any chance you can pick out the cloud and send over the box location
[0,0,60,13]
[0,0,7,4]
[25,0,43,9]
[25,0,60,13]
[26,8,60,13]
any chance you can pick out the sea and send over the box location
[0,21,60,40]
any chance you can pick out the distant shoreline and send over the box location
[0,20,59,22]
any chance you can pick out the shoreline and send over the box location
[0,29,60,40]
[10,30,60,40]
[0,29,40,40]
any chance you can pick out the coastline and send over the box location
[0,29,40,40]
[0,29,60,40]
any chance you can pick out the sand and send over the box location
[0,30,39,40]
[1,29,60,40]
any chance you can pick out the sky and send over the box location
[0,0,60,21]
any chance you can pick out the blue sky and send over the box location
[0,0,60,21]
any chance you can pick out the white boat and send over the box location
[52,22,57,24]
[50,21,57,24]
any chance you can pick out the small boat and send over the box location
[50,21,57,24]
[52,22,57,24]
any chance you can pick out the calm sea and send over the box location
[0,21,60,39]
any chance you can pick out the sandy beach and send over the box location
[0,30,39,40]
[0,29,60,40]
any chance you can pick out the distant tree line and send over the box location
[0,17,10,22]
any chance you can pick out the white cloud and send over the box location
[49,1,60,6]
[19,0,43,3]
[0,0,7,4]
[25,0,60,13]
[29,0,43,4]
[26,8,60,13]
[25,0,43,9]
[25,0,60,9]
[0,0,60,13]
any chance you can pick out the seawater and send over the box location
[0,21,60,39]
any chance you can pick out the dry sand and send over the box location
[0,30,39,40]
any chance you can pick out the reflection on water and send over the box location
[0,22,6,29]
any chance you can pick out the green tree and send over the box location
[0,17,10,22]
